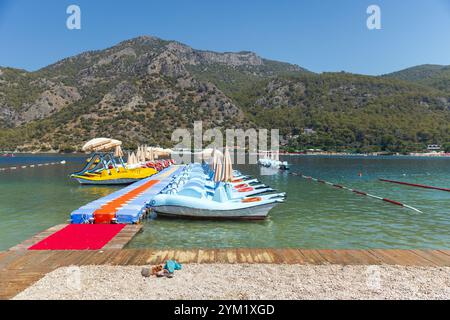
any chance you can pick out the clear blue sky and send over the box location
[1,0,450,75]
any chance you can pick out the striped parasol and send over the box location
[114,145,124,158]
[139,145,146,163]
[222,147,233,182]
[213,154,223,182]
[209,147,217,169]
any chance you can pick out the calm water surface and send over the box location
[0,154,449,250]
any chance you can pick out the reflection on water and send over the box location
[76,186,120,198]
[0,154,449,250]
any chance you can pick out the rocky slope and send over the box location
[0,36,304,151]
[0,36,449,152]
[228,73,450,152]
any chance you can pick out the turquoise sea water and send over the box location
[0,154,449,250]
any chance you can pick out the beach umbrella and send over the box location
[213,151,224,178]
[149,147,154,161]
[98,139,122,152]
[139,146,144,162]
[82,138,111,152]
[209,147,217,169]
[211,147,223,170]
[208,148,215,168]
[135,146,140,161]
[128,152,133,165]
[223,147,233,181]
[114,145,124,158]
[82,138,123,152]
[143,146,148,162]
[136,147,141,163]
[141,145,146,162]
[138,146,146,163]
[130,152,137,165]
[126,152,132,166]
[213,155,224,182]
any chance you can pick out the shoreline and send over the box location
[1,151,449,158]
[2,248,450,299]
[13,264,450,300]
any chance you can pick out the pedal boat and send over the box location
[151,183,284,220]
[71,138,159,185]
[72,166,157,185]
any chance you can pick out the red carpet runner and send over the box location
[29,224,126,250]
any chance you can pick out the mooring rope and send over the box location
[0,160,66,172]
[379,178,450,193]
[290,172,423,213]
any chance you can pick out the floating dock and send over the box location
[8,165,184,252]
[71,165,183,224]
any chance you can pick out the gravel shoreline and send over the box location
[14,264,450,300]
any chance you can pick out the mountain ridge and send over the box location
[383,64,450,92]
[0,36,449,152]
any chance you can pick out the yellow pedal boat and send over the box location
[71,138,159,185]
[71,166,157,185]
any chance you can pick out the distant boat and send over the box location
[1,153,15,157]
[257,151,289,170]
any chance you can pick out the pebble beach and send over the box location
[14,264,450,300]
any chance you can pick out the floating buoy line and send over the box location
[379,178,450,193]
[289,172,423,213]
[0,160,66,172]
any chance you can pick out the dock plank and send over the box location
[145,250,169,265]
[175,249,198,264]
[236,249,254,263]
[298,249,328,264]
[102,224,143,250]
[276,249,302,264]
[387,249,434,266]
[267,249,287,264]
[437,250,450,258]
[197,249,215,263]
[341,250,384,265]
[8,224,68,251]
[315,249,346,264]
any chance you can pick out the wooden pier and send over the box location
[1,247,450,299]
